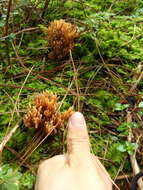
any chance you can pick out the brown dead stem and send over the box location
[70,50,80,111]
[0,123,19,156]
[127,111,143,190]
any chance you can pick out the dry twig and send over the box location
[0,67,34,159]
[0,27,38,41]
[0,123,19,154]
[127,111,143,190]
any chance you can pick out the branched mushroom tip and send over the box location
[47,19,79,59]
[23,91,74,134]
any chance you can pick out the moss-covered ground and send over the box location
[0,0,143,189]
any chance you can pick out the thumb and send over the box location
[67,112,91,164]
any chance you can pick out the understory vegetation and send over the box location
[0,0,143,189]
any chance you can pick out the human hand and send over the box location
[35,112,112,190]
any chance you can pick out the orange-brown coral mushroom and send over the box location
[47,19,79,59]
[23,91,73,134]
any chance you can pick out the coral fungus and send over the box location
[23,91,73,134]
[47,19,79,59]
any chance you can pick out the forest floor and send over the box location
[0,0,143,189]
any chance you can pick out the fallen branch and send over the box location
[0,123,19,153]
[0,27,38,41]
[116,173,134,180]
[125,62,143,189]
[127,111,143,190]
[0,83,38,91]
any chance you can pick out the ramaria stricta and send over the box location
[23,91,73,134]
[47,19,79,59]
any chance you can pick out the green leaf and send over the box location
[117,144,126,152]
[114,103,129,111]
[8,33,16,41]
[125,142,138,155]
[138,101,143,108]
[0,22,5,27]
[107,143,125,163]
[0,183,19,190]
[117,122,138,135]
[20,172,35,188]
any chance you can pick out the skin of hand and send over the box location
[35,112,112,190]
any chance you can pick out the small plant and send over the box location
[0,164,22,190]
[24,91,73,134]
[114,103,129,111]
[117,141,138,155]
[117,122,138,135]
[46,19,79,59]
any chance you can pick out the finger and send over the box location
[93,156,112,182]
[93,156,118,189]
[67,112,91,164]
[35,155,66,190]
